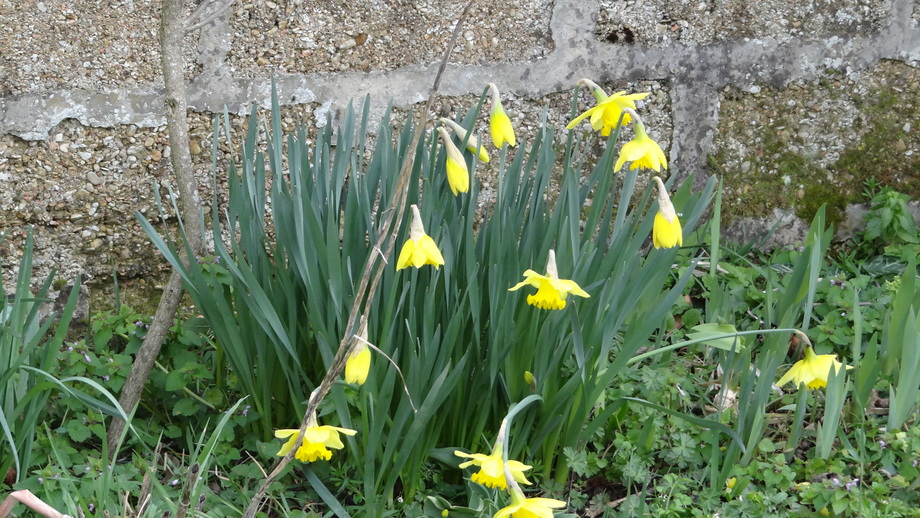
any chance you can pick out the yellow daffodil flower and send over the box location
[274,424,357,462]
[777,346,852,389]
[509,250,589,310]
[488,83,516,148]
[345,325,372,384]
[615,120,668,172]
[454,444,532,489]
[652,176,682,249]
[439,118,490,162]
[494,484,566,518]
[345,345,371,384]
[566,78,650,136]
[396,204,445,270]
[437,127,470,195]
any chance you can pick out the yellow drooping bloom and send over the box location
[437,127,470,195]
[396,204,445,270]
[652,176,682,249]
[566,78,650,136]
[614,122,668,172]
[509,250,589,310]
[777,346,852,390]
[344,321,372,385]
[345,343,371,385]
[274,424,357,462]
[454,445,532,490]
[439,118,490,162]
[494,485,567,518]
[488,83,516,148]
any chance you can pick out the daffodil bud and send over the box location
[488,83,516,148]
[651,176,682,249]
[437,127,470,195]
[439,118,490,163]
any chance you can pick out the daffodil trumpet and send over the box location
[777,345,852,390]
[454,419,532,490]
[437,127,471,195]
[651,176,682,249]
[566,81,650,136]
[509,250,590,310]
[274,391,357,463]
[439,118,490,163]
[614,108,668,172]
[494,464,567,518]
[396,204,446,269]
[488,83,517,148]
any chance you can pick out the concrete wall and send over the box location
[1,0,919,306]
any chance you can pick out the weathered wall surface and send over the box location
[1,0,919,308]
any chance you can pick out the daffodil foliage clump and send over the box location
[137,82,920,517]
[138,82,713,514]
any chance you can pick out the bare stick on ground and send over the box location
[106,0,207,454]
[0,490,68,518]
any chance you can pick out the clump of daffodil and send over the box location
[566,78,650,136]
[454,421,532,489]
[439,118,490,163]
[614,108,668,172]
[494,465,567,518]
[488,83,516,148]
[509,250,589,310]
[437,127,470,195]
[396,204,445,270]
[651,176,682,249]
[344,322,371,385]
[275,402,357,462]
[777,345,852,390]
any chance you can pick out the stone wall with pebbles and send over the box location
[1,0,919,309]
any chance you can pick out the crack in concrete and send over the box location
[1,0,918,181]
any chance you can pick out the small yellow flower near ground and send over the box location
[510,250,589,310]
[614,120,668,172]
[777,346,852,389]
[652,176,682,249]
[488,83,516,148]
[396,204,445,270]
[494,485,567,518]
[439,118,490,163]
[454,446,532,490]
[437,127,470,195]
[566,78,650,136]
[274,424,357,463]
[725,477,737,490]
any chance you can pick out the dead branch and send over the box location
[107,0,205,454]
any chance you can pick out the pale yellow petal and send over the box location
[396,239,415,270]
[418,235,445,267]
